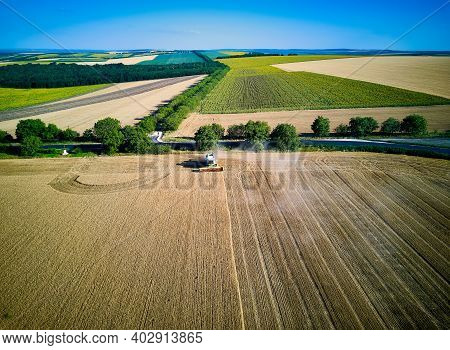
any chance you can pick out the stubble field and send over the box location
[0,152,448,329]
[173,105,450,137]
[274,56,450,99]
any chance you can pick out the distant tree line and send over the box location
[0,61,225,88]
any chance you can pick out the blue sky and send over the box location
[1,0,449,50]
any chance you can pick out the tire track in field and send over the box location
[326,167,449,306]
[311,165,444,328]
[220,173,246,330]
[349,171,448,279]
[295,169,384,329]
[238,171,283,329]
[253,168,332,329]
[366,170,449,245]
[307,167,417,328]
[224,173,261,328]
[255,169,336,329]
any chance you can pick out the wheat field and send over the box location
[0,152,448,329]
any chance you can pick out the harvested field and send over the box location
[0,75,205,135]
[274,56,450,99]
[74,55,157,65]
[173,105,450,137]
[0,152,449,329]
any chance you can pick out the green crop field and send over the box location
[0,84,109,111]
[200,55,450,113]
[201,50,248,59]
[139,52,205,65]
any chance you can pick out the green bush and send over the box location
[138,116,157,133]
[227,124,246,139]
[194,125,219,151]
[270,123,300,151]
[244,120,271,143]
[94,118,124,154]
[82,128,96,142]
[381,118,401,134]
[252,140,265,152]
[0,130,13,143]
[121,125,154,153]
[311,116,330,137]
[210,123,225,139]
[15,119,46,141]
[139,144,172,155]
[349,117,379,137]
[401,114,428,135]
[20,136,42,156]
[60,128,79,141]
[335,124,349,135]
[42,123,62,141]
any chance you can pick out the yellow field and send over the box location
[0,152,448,329]
[274,56,450,98]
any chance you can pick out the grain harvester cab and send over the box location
[204,153,216,166]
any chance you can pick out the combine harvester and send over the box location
[195,153,224,172]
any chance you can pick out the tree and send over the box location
[194,125,219,151]
[335,124,349,135]
[227,124,246,139]
[82,128,96,142]
[244,120,271,143]
[349,117,379,137]
[311,116,330,137]
[138,116,156,133]
[401,114,428,135]
[0,130,13,143]
[15,119,46,141]
[42,123,62,141]
[270,124,300,151]
[210,123,225,139]
[93,118,124,154]
[60,128,79,141]
[381,118,401,134]
[20,136,42,156]
[121,125,151,153]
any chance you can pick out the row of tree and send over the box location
[311,114,428,137]
[0,117,168,156]
[138,67,229,133]
[194,121,300,152]
[0,61,224,88]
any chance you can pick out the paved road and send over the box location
[302,138,450,156]
[37,137,450,157]
[0,75,202,122]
